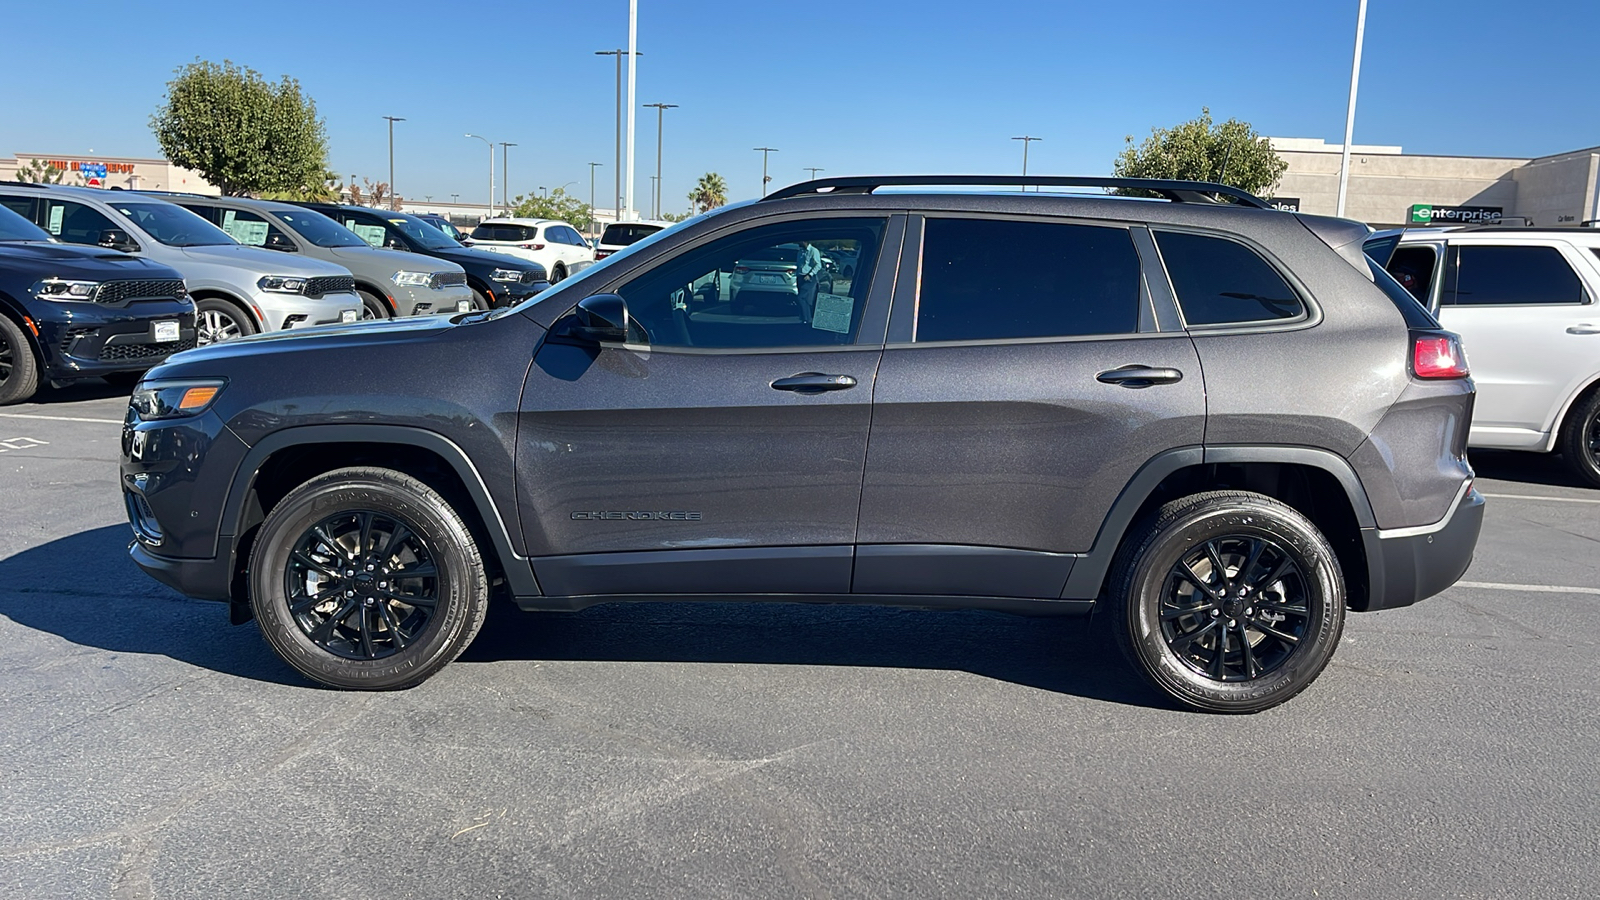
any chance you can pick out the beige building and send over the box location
[1267,138,1600,229]
[0,152,219,195]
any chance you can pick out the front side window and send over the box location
[110,201,233,247]
[1448,245,1585,306]
[915,218,1142,343]
[216,208,287,247]
[41,200,116,246]
[1156,231,1304,327]
[616,217,884,350]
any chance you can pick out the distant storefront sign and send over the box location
[1409,203,1503,225]
[1267,196,1300,212]
[79,163,108,187]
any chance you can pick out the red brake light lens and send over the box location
[519,243,546,251]
[1413,334,1470,379]
[733,266,750,274]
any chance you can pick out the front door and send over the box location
[517,215,900,597]
[855,216,1205,599]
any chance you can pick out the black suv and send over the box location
[292,204,547,308]
[124,176,1484,712]
[0,203,193,404]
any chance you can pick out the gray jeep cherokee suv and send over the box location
[122,176,1484,712]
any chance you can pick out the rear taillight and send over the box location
[734,266,750,274]
[519,243,546,251]
[595,249,612,259]
[1412,332,1470,379]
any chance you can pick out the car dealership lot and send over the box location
[1,387,1596,899]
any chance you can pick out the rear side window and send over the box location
[1155,231,1305,327]
[1386,245,1438,305]
[1449,245,1585,306]
[472,224,538,242]
[42,200,116,245]
[915,218,1141,342]
[1368,259,1439,328]
[602,223,662,245]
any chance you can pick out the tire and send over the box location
[248,466,489,690]
[1558,388,1600,489]
[1105,490,1346,713]
[471,287,493,310]
[358,289,392,320]
[550,264,566,284]
[0,315,40,405]
[195,298,257,346]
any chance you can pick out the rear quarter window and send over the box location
[1155,231,1306,327]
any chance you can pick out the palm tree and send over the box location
[688,172,728,213]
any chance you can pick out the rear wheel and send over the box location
[358,289,392,320]
[195,298,256,345]
[1558,388,1600,489]
[0,315,40,405]
[550,264,567,284]
[249,466,489,690]
[1106,490,1345,713]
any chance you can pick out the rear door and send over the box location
[1436,241,1598,443]
[854,215,1205,599]
[517,215,901,597]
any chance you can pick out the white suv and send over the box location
[1368,226,1600,487]
[465,218,593,283]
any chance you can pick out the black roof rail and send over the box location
[761,175,1273,209]
[130,188,214,200]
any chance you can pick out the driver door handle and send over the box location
[771,373,858,393]
[1096,365,1184,388]
[1567,324,1600,335]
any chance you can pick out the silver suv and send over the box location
[1367,226,1600,487]
[0,185,360,344]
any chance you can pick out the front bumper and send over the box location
[252,289,362,332]
[394,282,475,317]
[36,302,197,378]
[1358,487,1486,611]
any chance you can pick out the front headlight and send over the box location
[257,276,307,294]
[490,268,523,282]
[32,279,100,301]
[391,270,431,287]
[130,379,228,420]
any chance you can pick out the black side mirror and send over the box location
[99,229,139,253]
[571,293,631,343]
[384,236,408,251]
[265,232,297,252]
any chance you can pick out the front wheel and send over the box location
[1106,491,1345,713]
[195,298,256,345]
[358,289,392,320]
[0,315,40,405]
[249,467,489,690]
[1558,389,1600,489]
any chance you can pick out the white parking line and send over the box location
[1456,581,1600,597]
[0,413,123,425]
[1480,492,1600,504]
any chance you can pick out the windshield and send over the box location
[270,208,366,248]
[383,213,460,250]
[112,201,234,247]
[0,204,51,242]
[600,223,664,246]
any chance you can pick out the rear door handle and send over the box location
[1096,365,1184,388]
[771,372,858,393]
[1567,324,1600,335]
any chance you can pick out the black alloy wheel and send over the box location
[284,510,439,661]
[0,315,40,405]
[1559,389,1600,489]
[1107,490,1345,713]
[550,264,566,284]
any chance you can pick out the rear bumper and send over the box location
[1358,487,1485,611]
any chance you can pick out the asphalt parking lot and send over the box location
[2,383,1596,899]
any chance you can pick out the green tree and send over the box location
[688,173,728,213]
[258,169,342,202]
[510,187,591,230]
[150,59,329,197]
[13,159,84,186]
[1111,108,1287,199]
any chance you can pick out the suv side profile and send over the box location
[1367,226,1600,487]
[150,195,476,319]
[295,204,548,308]
[0,185,360,344]
[0,204,193,403]
[123,176,1484,713]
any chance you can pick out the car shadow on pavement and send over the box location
[17,378,133,406]
[1,525,1169,707]
[0,525,304,687]
[1468,449,1598,490]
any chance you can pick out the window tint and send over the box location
[1449,245,1584,306]
[41,200,117,245]
[0,203,49,242]
[602,223,663,246]
[472,223,539,242]
[111,202,233,246]
[616,217,884,349]
[0,196,37,224]
[1369,259,1439,328]
[1156,231,1303,326]
[1386,245,1438,305]
[915,218,1140,342]
[561,226,585,245]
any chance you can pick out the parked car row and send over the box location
[0,183,554,403]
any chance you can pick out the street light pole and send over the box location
[383,116,405,210]
[643,103,678,219]
[1336,0,1369,217]
[596,49,643,224]
[499,142,518,211]
[804,167,824,180]
[587,162,602,238]
[625,0,639,222]
[1011,136,1041,190]
[465,133,494,218]
[754,147,779,197]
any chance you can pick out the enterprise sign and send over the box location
[1409,203,1503,225]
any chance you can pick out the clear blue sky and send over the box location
[4,0,1596,212]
